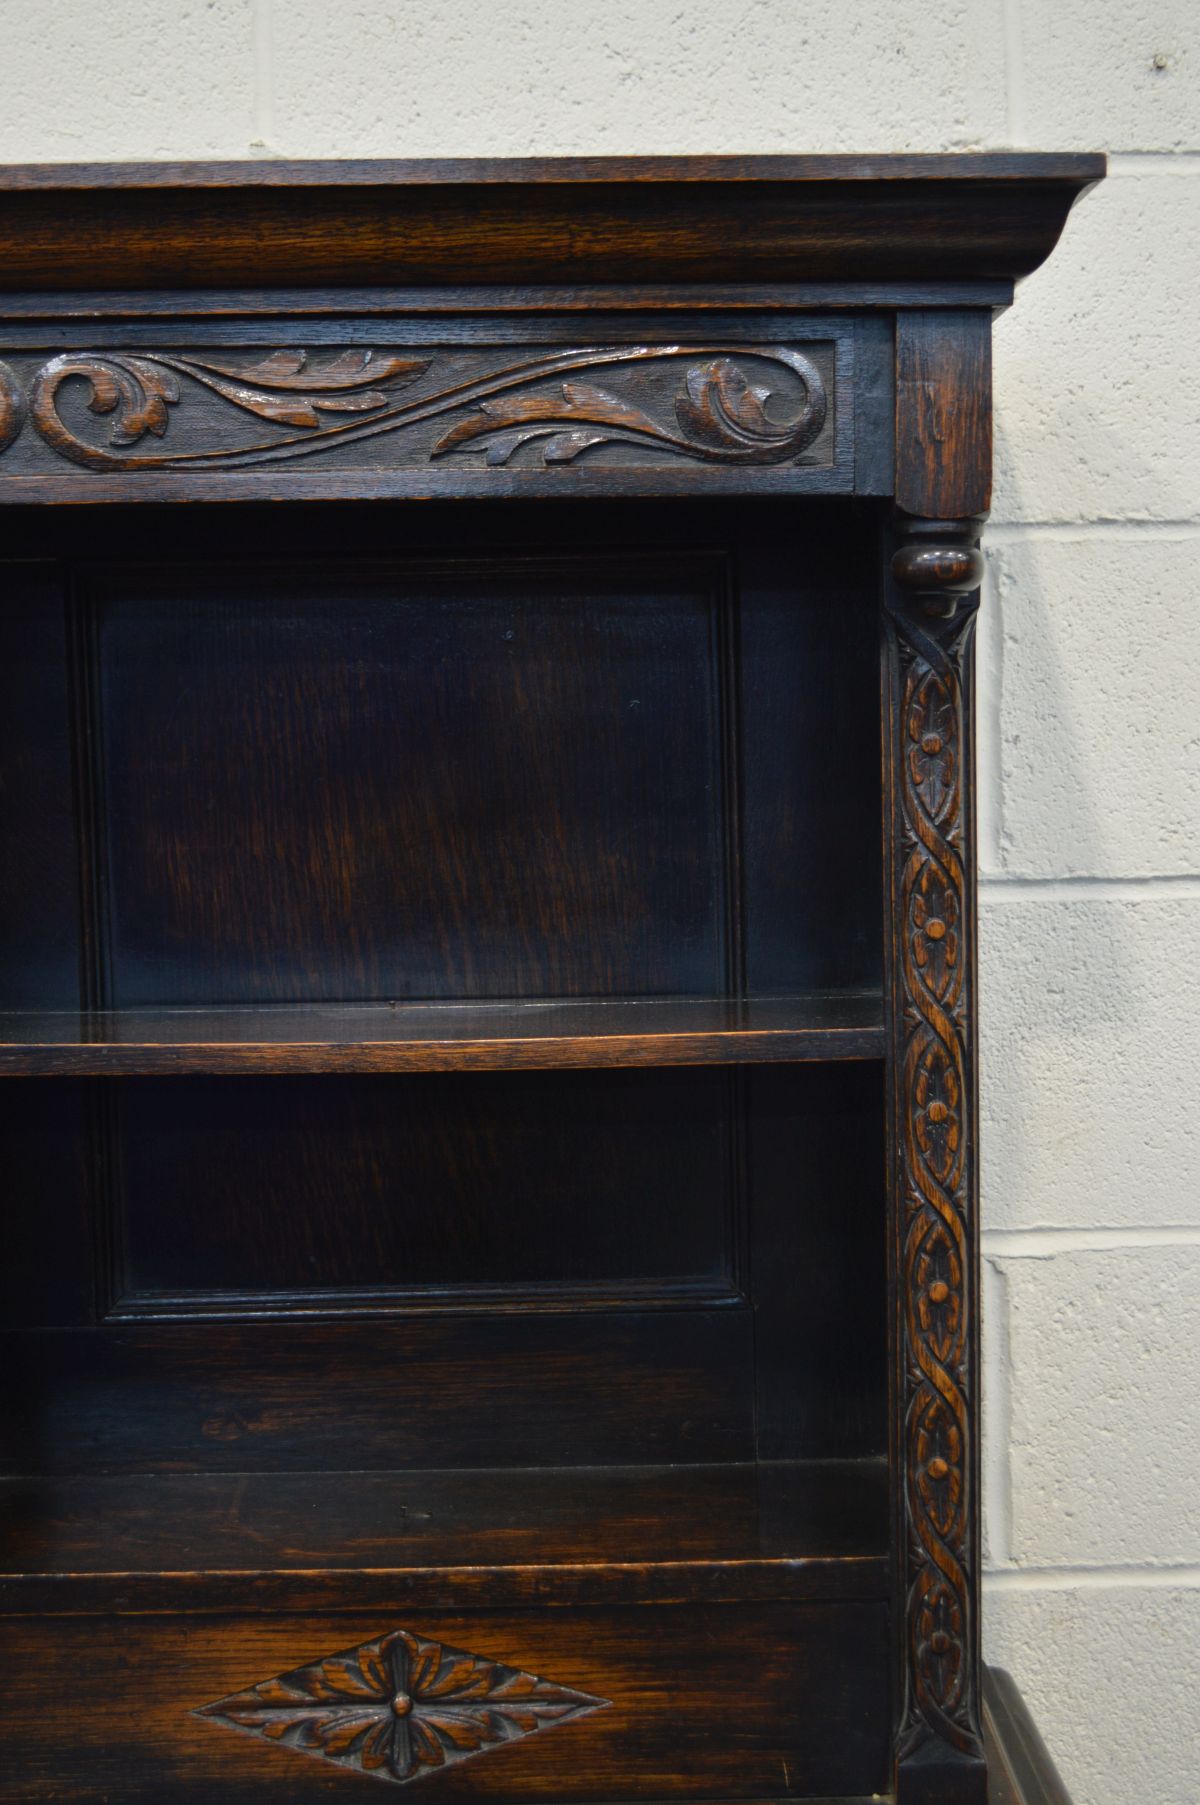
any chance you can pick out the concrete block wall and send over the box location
[2,3,1196,1800]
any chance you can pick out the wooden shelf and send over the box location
[0,1458,888,1615]
[0,993,884,1076]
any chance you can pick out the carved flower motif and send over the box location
[913,1042,962,1186]
[909,859,960,997]
[912,1219,963,1365]
[198,1626,607,1786]
[906,674,957,820]
[913,1392,964,1538]
[915,1580,965,1705]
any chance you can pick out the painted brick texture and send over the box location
[980,896,1200,1233]
[985,1586,1200,1805]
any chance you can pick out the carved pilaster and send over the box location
[886,515,987,1805]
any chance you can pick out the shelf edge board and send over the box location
[0,1552,890,1615]
[0,1028,887,1076]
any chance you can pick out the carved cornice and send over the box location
[197,1625,608,1786]
[0,155,1104,291]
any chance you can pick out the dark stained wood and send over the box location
[895,310,992,520]
[0,464,871,508]
[0,992,885,1075]
[886,393,988,1798]
[0,279,1016,317]
[853,315,896,493]
[0,156,1100,1805]
[0,155,1103,292]
[0,1057,884,1479]
[0,339,849,501]
[891,535,985,608]
[0,1308,757,1475]
[0,1081,92,1329]
[107,1067,740,1312]
[0,566,78,1007]
[738,525,884,995]
[84,551,732,1005]
[0,1456,888,1614]
[1,1602,891,1803]
[749,1062,887,1462]
[196,1621,613,1789]
[0,496,885,1013]
[0,153,1108,187]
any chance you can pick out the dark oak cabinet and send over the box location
[0,155,1100,1804]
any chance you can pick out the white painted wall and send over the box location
[2,4,1197,1801]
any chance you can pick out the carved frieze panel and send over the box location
[197,1625,608,1786]
[0,342,840,486]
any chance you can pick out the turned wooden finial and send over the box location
[891,518,985,620]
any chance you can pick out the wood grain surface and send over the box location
[0,993,885,1074]
[0,154,1103,291]
[0,1456,888,1614]
[0,154,1103,1805]
[2,1603,891,1802]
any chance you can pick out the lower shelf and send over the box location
[0,1464,1068,1805]
[0,1457,887,1614]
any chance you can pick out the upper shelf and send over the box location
[0,993,884,1076]
[0,153,1105,295]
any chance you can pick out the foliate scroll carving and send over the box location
[197,1625,608,1787]
[27,348,432,469]
[886,534,984,1779]
[0,344,829,472]
[430,348,826,466]
[0,360,23,453]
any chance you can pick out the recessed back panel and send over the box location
[105,1067,741,1316]
[82,553,732,1006]
[0,499,884,1010]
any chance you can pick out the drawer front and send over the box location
[7,1603,890,1802]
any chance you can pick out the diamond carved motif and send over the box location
[197,1626,609,1786]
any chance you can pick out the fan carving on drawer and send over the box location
[196,1625,609,1786]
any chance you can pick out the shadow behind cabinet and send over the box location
[0,158,1101,1805]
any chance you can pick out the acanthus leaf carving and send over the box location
[0,359,26,454]
[7,344,830,473]
[177,348,432,427]
[430,349,827,467]
[28,348,432,465]
[197,1624,608,1787]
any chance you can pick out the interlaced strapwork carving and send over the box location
[887,592,984,1771]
